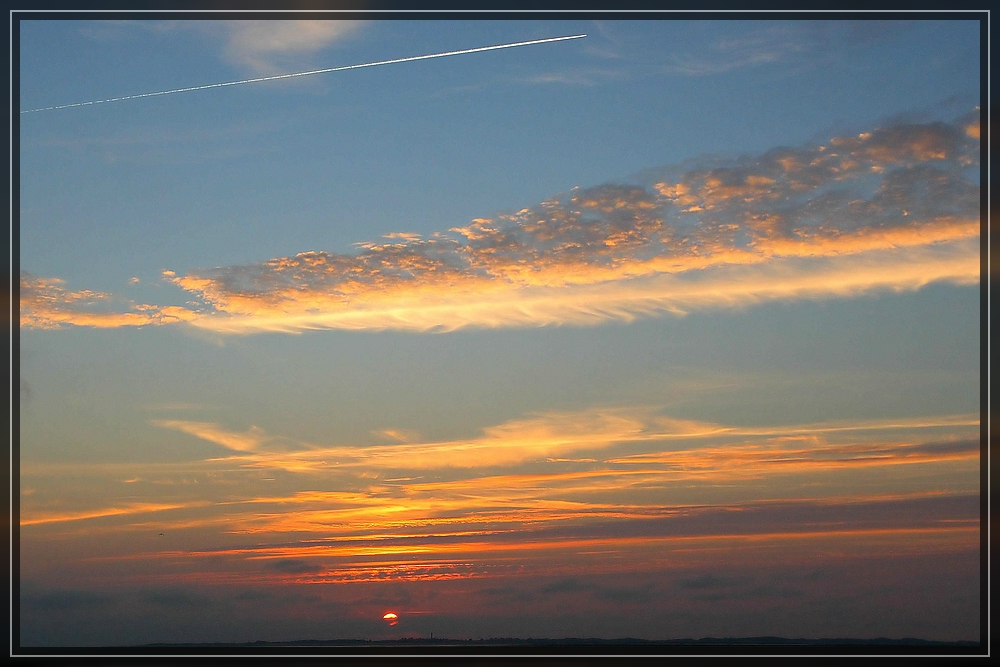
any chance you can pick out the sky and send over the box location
[16,17,983,648]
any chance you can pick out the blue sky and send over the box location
[17,17,981,647]
[20,20,979,288]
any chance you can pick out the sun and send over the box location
[382,612,398,626]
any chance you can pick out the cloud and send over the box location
[133,407,974,548]
[263,558,323,574]
[541,577,592,594]
[141,402,216,412]
[19,273,198,330]
[149,405,978,482]
[31,406,977,590]
[76,20,365,78]
[22,589,114,612]
[662,22,920,78]
[523,68,626,86]
[596,584,659,603]
[604,436,980,474]
[215,20,364,75]
[664,25,807,76]
[152,420,269,453]
[153,407,691,470]
[677,574,743,590]
[20,502,194,527]
[122,493,978,586]
[22,111,980,334]
[166,112,979,335]
[142,587,213,608]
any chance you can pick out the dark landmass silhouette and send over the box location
[18,636,981,656]
[140,636,979,649]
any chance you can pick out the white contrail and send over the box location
[21,34,586,114]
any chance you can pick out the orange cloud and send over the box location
[19,273,198,330]
[122,407,980,550]
[20,410,976,543]
[23,111,980,333]
[150,407,979,480]
[20,502,196,527]
[164,230,977,335]
[166,113,979,334]
[605,436,979,473]
[151,420,269,453]
[25,408,977,593]
[153,408,690,470]
[91,499,978,585]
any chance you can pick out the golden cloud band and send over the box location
[21,110,981,334]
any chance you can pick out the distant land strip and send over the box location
[127,636,981,652]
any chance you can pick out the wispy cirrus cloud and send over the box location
[84,492,979,587]
[21,111,980,335]
[522,67,627,86]
[661,22,917,78]
[24,405,978,595]
[212,20,365,76]
[665,31,805,76]
[150,420,270,454]
[662,23,815,77]
[150,405,979,476]
[20,502,199,527]
[77,20,365,77]
[152,408,708,470]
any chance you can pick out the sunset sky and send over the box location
[17,17,982,647]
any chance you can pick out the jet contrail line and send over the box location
[21,34,586,114]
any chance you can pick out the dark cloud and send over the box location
[541,577,592,594]
[692,584,805,603]
[677,573,805,602]
[908,438,980,456]
[234,589,273,601]
[22,589,114,612]
[596,585,658,604]
[263,558,323,574]
[474,492,981,546]
[479,585,537,603]
[677,574,743,590]
[142,588,213,608]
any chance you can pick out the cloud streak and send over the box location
[25,405,978,595]
[166,111,982,334]
[152,408,702,469]
[18,274,197,330]
[88,493,979,586]
[150,420,269,453]
[664,25,806,76]
[21,111,980,333]
[20,502,197,527]
[151,406,979,476]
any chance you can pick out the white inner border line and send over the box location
[8,8,990,660]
